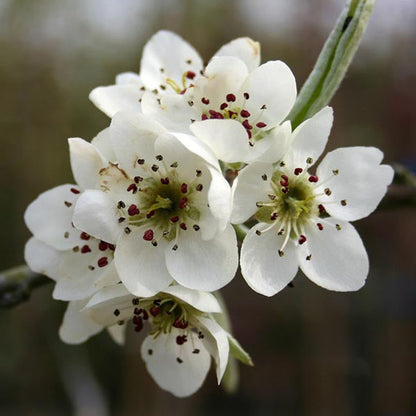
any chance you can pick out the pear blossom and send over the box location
[81,284,246,397]
[142,54,297,163]
[71,111,238,297]
[232,107,394,296]
[24,134,120,301]
[90,30,261,118]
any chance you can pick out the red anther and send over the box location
[242,120,253,130]
[97,257,108,267]
[247,130,252,139]
[108,244,115,251]
[179,197,188,209]
[142,309,149,320]
[226,93,236,102]
[181,183,188,193]
[173,319,189,329]
[220,102,228,110]
[170,216,179,223]
[318,204,326,214]
[256,122,267,128]
[70,188,80,194]
[243,92,250,99]
[179,223,187,230]
[280,179,289,187]
[240,109,251,118]
[143,230,154,241]
[308,175,319,183]
[98,241,108,251]
[317,223,324,231]
[133,316,143,332]
[281,175,288,181]
[160,177,169,185]
[209,110,223,119]
[186,71,196,79]
[294,168,303,176]
[81,245,91,254]
[298,235,307,245]
[146,210,155,219]
[201,114,208,120]
[128,204,140,216]
[150,306,161,317]
[201,97,210,105]
[180,89,187,94]
[80,232,90,240]
[176,335,187,345]
[228,110,236,118]
[127,183,138,193]
[134,308,142,315]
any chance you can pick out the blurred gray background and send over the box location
[1,0,415,415]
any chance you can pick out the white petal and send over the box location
[255,120,292,163]
[197,316,230,383]
[115,72,141,85]
[214,37,260,72]
[89,84,144,118]
[115,229,173,297]
[285,106,333,168]
[190,119,252,163]
[109,111,166,177]
[107,324,126,345]
[73,190,122,244]
[240,223,299,296]
[242,60,297,126]
[193,56,248,110]
[24,237,61,278]
[165,223,238,292]
[24,184,81,250]
[163,286,222,313]
[141,331,210,397]
[59,299,103,345]
[140,30,203,91]
[316,147,394,221]
[231,162,273,224]
[297,219,369,291]
[69,138,107,191]
[91,128,116,162]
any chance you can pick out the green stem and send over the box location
[0,265,51,308]
[287,0,375,129]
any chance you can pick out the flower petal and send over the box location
[59,299,103,345]
[107,324,126,346]
[140,30,203,91]
[255,120,292,163]
[214,37,260,72]
[165,223,238,292]
[231,162,273,224]
[163,286,222,313]
[190,119,252,163]
[24,184,81,250]
[285,106,333,168]
[297,219,369,291]
[24,237,61,278]
[89,84,144,118]
[73,190,122,244]
[141,331,210,397]
[240,223,299,296]
[115,72,142,85]
[242,60,297,126]
[316,146,394,221]
[115,228,173,297]
[69,138,107,190]
[91,128,116,162]
[197,316,230,383]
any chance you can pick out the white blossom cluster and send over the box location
[24,31,393,397]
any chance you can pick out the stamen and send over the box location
[240,109,251,118]
[298,235,307,245]
[256,122,267,128]
[294,168,303,176]
[80,232,90,240]
[201,97,210,105]
[226,93,236,102]
[81,245,91,253]
[181,183,188,193]
[128,205,140,216]
[308,175,319,183]
[97,257,108,267]
[143,230,154,241]
[70,188,80,194]
[317,223,324,231]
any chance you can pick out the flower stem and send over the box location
[287,0,375,129]
[0,265,51,308]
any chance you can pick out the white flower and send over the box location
[82,284,247,397]
[232,107,394,296]
[24,134,120,301]
[71,112,238,297]
[142,53,297,164]
[90,30,261,119]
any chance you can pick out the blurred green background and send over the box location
[1,0,415,415]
